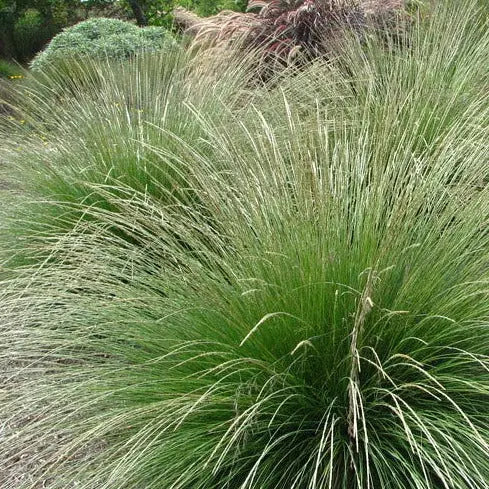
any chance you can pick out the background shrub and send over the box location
[173,0,407,77]
[0,59,23,79]
[0,0,83,62]
[12,8,57,61]
[30,17,174,71]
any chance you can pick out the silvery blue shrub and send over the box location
[31,18,174,71]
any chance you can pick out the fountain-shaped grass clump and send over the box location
[0,1,488,488]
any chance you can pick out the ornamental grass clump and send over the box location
[0,48,253,267]
[1,1,489,488]
[173,0,406,72]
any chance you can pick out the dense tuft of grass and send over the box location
[0,47,255,268]
[1,1,489,488]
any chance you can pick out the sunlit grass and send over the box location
[0,1,488,488]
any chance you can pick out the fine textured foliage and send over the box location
[30,17,174,71]
[246,0,366,59]
[174,0,405,69]
[1,1,489,488]
[0,48,253,268]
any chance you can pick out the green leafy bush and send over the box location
[0,0,84,61]
[30,17,174,71]
[13,8,57,61]
[1,1,489,488]
[0,59,23,79]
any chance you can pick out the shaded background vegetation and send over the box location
[0,0,246,63]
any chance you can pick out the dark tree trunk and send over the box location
[127,0,147,26]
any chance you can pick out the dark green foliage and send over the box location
[12,8,55,61]
[0,58,23,78]
[0,0,81,60]
[120,0,247,27]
